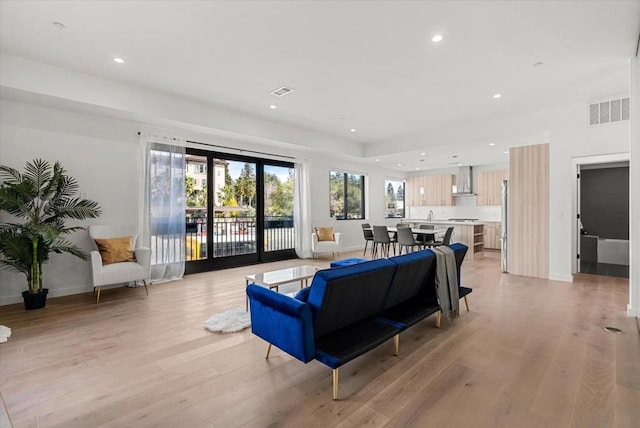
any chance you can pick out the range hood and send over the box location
[451,166,475,196]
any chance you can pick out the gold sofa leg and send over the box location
[265,343,272,359]
[333,368,339,400]
[464,295,469,311]
[394,334,400,356]
[95,286,101,304]
[435,310,441,328]
[143,279,149,296]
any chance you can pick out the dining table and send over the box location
[365,226,445,242]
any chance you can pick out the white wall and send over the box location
[0,99,141,304]
[0,98,400,304]
[307,157,408,252]
[1,53,636,314]
[629,55,639,317]
[548,103,630,282]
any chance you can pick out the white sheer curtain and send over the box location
[294,160,313,258]
[140,135,186,282]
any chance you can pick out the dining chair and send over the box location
[396,227,422,255]
[432,226,455,247]
[372,225,394,258]
[361,223,374,257]
[416,224,436,247]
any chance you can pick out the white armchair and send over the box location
[88,225,151,303]
[311,227,342,259]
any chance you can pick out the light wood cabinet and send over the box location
[476,169,508,206]
[406,174,454,206]
[483,222,501,250]
[437,174,454,206]
[458,224,484,261]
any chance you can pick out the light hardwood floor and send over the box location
[0,251,638,427]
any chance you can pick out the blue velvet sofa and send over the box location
[246,243,470,400]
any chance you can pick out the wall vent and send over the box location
[270,86,294,97]
[589,97,630,126]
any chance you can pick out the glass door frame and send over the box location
[185,147,296,274]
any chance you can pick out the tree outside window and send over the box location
[330,171,365,220]
[385,179,405,218]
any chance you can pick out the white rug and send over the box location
[0,325,11,344]
[204,307,251,333]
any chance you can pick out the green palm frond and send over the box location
[0,159,102,292]
[0,165,22,184]
[53,198,102,220]
[23,159,52,194]
[48,237,88,261]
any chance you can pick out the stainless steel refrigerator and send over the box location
[501,180,508,273]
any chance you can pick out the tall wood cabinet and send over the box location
[476,169,509,206]
[406,174,454,206]
[483,221,501,250]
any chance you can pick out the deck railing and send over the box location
[184,215,294,261]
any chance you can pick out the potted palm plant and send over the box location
[0,159,102,309]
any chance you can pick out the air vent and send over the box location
[589,97,630,126]
[270,86,294,97]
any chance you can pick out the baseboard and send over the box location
[0,285,90,307]
[548,273,574,283]
[338,245,366,254]
[0,295,23,306]
[628,304,640,317]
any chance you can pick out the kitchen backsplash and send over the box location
[409,197,502,222]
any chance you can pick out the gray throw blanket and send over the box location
[433,246,459,321]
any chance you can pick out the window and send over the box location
[384,179,405,218]
[198,164,206,173]
[330,171,365,220]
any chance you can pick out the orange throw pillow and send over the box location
[315,227,335,242]
[94,236,136,265]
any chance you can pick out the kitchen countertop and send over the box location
[404,219,488,226]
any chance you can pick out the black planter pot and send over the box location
[22,288,49,310]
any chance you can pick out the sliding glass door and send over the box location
[185,148,295,273]
[264,165,295,253]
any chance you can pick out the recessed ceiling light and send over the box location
[416,167,420,170]
[269,105,277,109]
[489,142,496,146]
[113,57,125,64]
[431,34,444,43]
[397,163,403,167]
[420,152,426,156]
[504,151,509,154]
[350,128,357,133]
[493,93,502,99]
[375,159,380,162]
[52,22,66,29]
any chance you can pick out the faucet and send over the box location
[427,210,434,221]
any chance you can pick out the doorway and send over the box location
[576,158,630,278]
[185,148,296,274]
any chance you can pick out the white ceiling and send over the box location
[1,1,638,172]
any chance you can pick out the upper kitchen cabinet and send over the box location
[406,174,454,206]
[435,174,454,206]
[476,169,509,206]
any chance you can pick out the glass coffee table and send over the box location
[245,265,319,310]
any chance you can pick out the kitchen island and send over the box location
[402,219,485,261]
